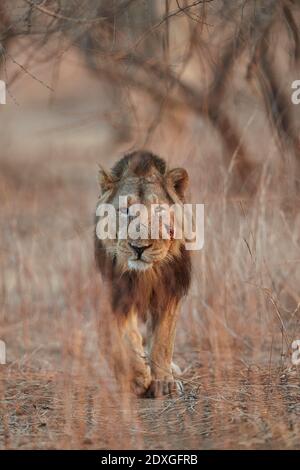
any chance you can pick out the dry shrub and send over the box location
[0,0,300,450]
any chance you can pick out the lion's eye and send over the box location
[119,207,129,215]
[154,205,167,214]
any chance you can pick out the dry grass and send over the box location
[0,121,300,449]
[0,366,300,449]
[1,0,300,450]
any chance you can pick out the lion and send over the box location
[95,151,191,397]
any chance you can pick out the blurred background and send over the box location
[0,0,300,450]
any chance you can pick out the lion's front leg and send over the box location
[122,310,152,395]
[145,301,183,398]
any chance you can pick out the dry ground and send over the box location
[1,114,300,449]
[1,34,300,448]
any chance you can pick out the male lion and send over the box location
[95,151,191,397]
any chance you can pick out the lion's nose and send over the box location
[129,243,152,259]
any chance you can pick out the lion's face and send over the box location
[109,177,173,271]
[96,152,188,273]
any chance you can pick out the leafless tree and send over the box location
[1,0,300,193]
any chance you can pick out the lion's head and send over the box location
[95,151,189,273]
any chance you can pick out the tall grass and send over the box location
[0,0,300,450]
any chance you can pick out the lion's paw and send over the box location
[144,378,183,398]
[131,366,152,396]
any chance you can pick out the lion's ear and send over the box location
[98,166,115,195]
[166,168,189,200]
